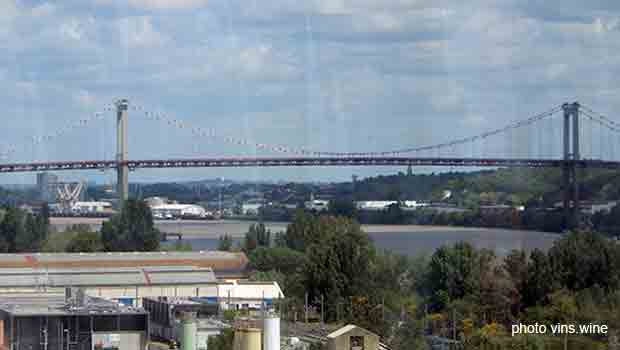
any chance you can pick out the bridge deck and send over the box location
[1,157,619,173]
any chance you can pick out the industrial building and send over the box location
[144,297,229,348]
[0,251,249,279]
[327,325,380,350]
[0,292,150,350]
[0,266,218,307]
[36,172,59,202]
[146,197,208,219]
[217,281,284,311]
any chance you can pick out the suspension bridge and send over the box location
[1,99,620,229]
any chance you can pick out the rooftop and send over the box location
[0,251,248,275]
[0,293,146,317]
[0,266,217,288]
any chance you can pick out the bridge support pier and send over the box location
[116,99,129,204]
[562,102,580,231]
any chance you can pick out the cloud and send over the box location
[96,0,208,10]
[117,16,168,47]
[3,0,620,182]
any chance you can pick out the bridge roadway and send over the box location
[1,157,620,173]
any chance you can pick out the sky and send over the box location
[1,0,620,184]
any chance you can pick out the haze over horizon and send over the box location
[2,0,620,184]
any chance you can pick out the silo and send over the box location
[263,317,280,350]
[181,312,197,350]
[233,327,262,350]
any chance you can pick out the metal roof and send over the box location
[0,266,216,288]
[0,251,248,276]
[0,293,147,316]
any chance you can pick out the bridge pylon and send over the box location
[562,102,580,231]
[116,99,129,204]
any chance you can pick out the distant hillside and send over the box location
[345,168,620,208]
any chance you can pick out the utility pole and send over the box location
[321,294,324,325]
[116,99,129,204]
[304,292,309,323]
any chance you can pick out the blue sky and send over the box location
[1,0,620,184]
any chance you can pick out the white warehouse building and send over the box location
[151,203,207,218]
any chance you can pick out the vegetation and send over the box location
[239,209,620,349]
[217,234,234,251]
[0,205,49,252]
[101,199,161,251]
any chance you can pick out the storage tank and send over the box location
[181,312,197,350]
[263,317,280,350]
[233,327,262,350]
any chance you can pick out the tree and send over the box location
[248,247,305,274]
[218,234,233,251]
[523,249,556,307]
[548,231,619,292]
[244,222,271,253]
[0,207,23,252]
[328,198,358,219]
[66,231,103,252]
[504,250,529,314]
[101,199,161,251]
[206,328,234,350]
[426,242,478,310]
[301,216,376,321]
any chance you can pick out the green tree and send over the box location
[504,249,529,314]
[218,234,233,251]
[248,247,305,274]
[0,207,23,252]
[206,328,234,350]
[66,231,103,252]
[244,222,271,253]
[328,198,358,218]
[426,242,478,310]
[524,249,556,307]
[101,199,161,251]
[548,231,619,292]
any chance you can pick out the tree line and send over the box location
[225,209,620,349]
[1,200,162,253]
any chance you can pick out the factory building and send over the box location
[0,266,218,308]
[0,251,249,279]
[0,292,149,350]
[36,172,59,202]
[146,197,208,219]
[217,281,284,311]
[144,297,229,348]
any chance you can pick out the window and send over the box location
[350,336,364,350]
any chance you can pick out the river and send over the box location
[51,218,558,257]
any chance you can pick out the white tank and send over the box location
[263,317,280,350]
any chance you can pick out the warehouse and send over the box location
[0,292,150,350]
[0,251,249,279]
[216,281,284,311]
[0,266,217,307]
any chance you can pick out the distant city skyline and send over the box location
[1,0,619,184]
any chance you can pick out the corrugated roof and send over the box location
[0,266,216,288]
[0,293,147,316]
[0,251,248,275]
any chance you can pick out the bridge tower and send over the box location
[116,99,129,203]
[562,102,580,230]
